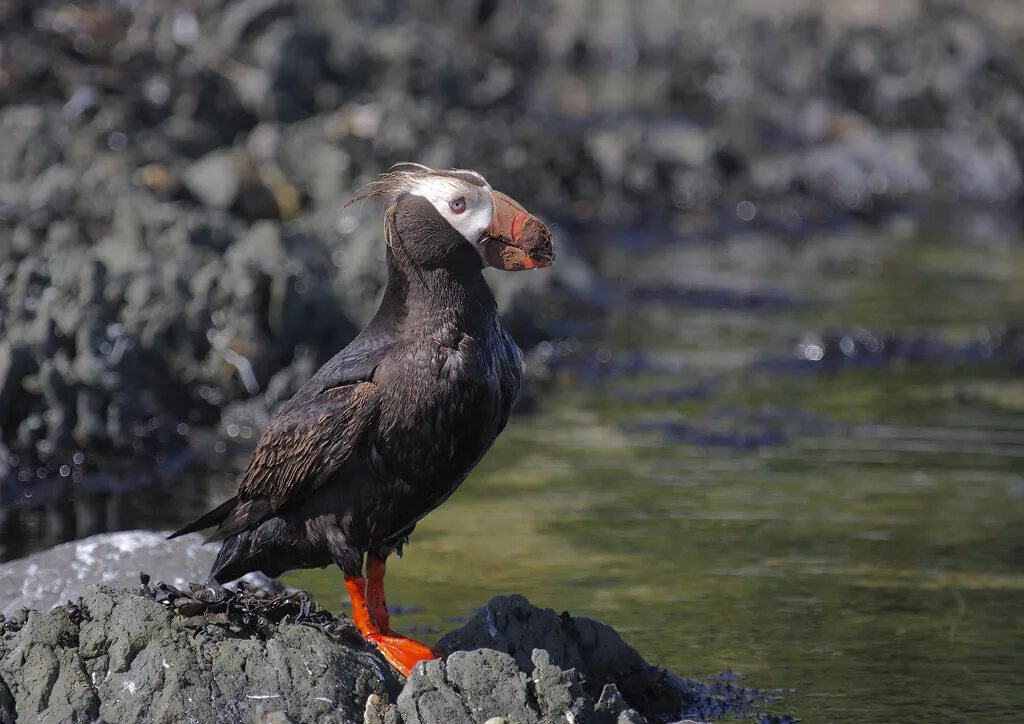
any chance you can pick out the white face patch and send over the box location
[407,173,493,246]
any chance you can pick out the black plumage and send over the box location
[172,165,553,674]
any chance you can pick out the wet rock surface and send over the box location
[0,529,300,616]
[0,531,215,616]
[1,0,1023,478]
[0,586,782,723]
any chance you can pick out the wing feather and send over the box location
[209,382,378,539]
[239,382,377,505]
[173,328,393,542]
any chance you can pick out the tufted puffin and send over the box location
[172,164,554,676]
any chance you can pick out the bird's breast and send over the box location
[372,326,522,488]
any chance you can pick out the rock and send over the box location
[362,693,394,724]
[3,0,1024,476]
[226,219,286,269]
[0,586,779,723]
[254,20,332,122]
[183,150,241,210]
[436,594,697,723]
[218,0,297,54]
[278,115,352,205]
[397,647,634,724]
[0,342,37,436]
[0,105,64,182]
[930,128,1023,204]
[0,531,215,616]
[0,585,401,723]
[397,649,536,724]
[595,683,646,724]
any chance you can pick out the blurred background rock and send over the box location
[1,0,1023,491]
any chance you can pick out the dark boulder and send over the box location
[433,593,696,723]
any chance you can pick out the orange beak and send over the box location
[480,191,554,271]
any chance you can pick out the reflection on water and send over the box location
[6,229,1024,722]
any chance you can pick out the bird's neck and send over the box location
[375,251,498,335]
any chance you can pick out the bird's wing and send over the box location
[281,328,393,412]
[240,328,395,505]
[239,382,377,504]
[211,382,378,540]
[173,331,395,542]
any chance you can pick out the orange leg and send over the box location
[344,558,436,677]
[366,555,393,633]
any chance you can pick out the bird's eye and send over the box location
[449,197,467,214]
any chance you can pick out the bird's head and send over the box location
[348,164,554,273]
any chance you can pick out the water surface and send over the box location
[288,230,1024,723]
[6,229,1024,723]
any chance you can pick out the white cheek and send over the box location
[449,198,492,242]
[409,180,492,243]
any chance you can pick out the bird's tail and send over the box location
[208,532,253,583]
[168,496,239,539]
[207,522,290,583]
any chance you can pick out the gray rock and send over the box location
[278,116,352,205]
[253,20,331,122]
[398,649,532,724]
[0,342,37,433]
[529,648,590,721]
[931,128,1023,204]
[219,0,296,53]
[0,531,300,618]
[395,646,641,724]
[226,219,285,270]
[26,164,77,211]
[595,683,646,724]
[438,594,697,723]
[0,105,64,182]
[0,585,401,723]
[0,585,776,723]
[183,150,241,209]
[0,531,215,616]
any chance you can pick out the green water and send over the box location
[288,230,1024,723]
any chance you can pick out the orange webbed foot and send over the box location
[366,633,438,676]
[346,560,440,677]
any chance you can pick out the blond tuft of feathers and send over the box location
[345,163,440,207]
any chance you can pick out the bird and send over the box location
[172,164,553,676]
